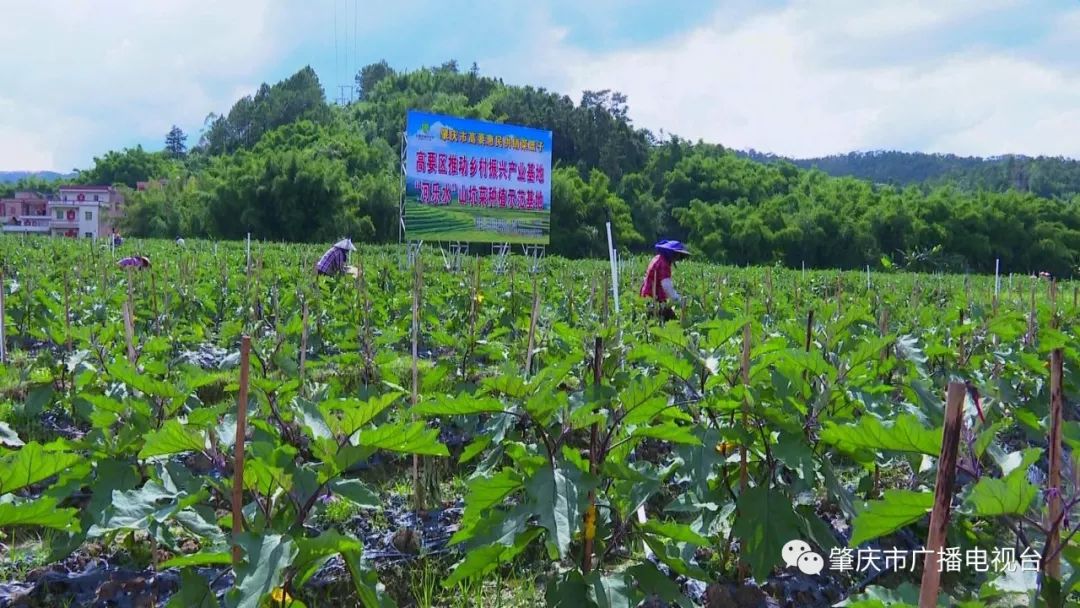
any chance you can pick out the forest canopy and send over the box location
[8,61,1080,276]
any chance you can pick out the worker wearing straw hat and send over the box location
[640,239,691,321]
[315,238,357,276]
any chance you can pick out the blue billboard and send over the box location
[403,110,552,245]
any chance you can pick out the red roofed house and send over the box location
[0,191,50,234]
[2,185,125,238]
[47,186,125,239]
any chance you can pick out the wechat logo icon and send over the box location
[783,539,824,575]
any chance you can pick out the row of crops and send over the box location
[0,235,1077,607]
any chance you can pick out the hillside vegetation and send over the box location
[5,61,1080,276]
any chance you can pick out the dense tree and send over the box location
[165,126,188,159]
[77,145,173,188]
[79,60,1080,277]
[197,66,330,155]
[744,150,1080,200]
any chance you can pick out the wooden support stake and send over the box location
[525,272,541,377]
[739,291,751,490]
[411,255,424,512]
[1046,348,1065,580]
[583,337,602,574]
[122,301,136,364]
[919,382,966,608]
[232,335,251,567]
[299,297,309,387]
[63,270,72,352]
[0,269,6,364]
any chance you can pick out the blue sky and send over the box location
[3,0,1080,172]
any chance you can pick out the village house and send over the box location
[1,185,124,239]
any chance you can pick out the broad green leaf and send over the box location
[358,422,449,456]
[459,436,491,464]
[24,385,54,416]
[642,536,710,580]
[91,481,182,533]
[631,423,701,445]
[0,442,82,495]
[108,361,185,398]
[410,395,503,419]
[295,397,333,442]
[481,374,529,399]
[732,487,805,581]
[626,563,693,608]
[819,414,941,456]
[160,552,232,569]
[321,392,403,436]
[442,545,504,587]
[0,496,78,531]
[232,533,298,608]
[641,520,710,546]
[974,420,1006,458]
[341,548,397,608]
[138,420,207,459]
[619,373,670,412]
[965,473,1037,517]
[411,395,505,416]
[586,571,632,608]
[774,432,817,481]
[461,469,523,528]
[167,569,221,608]
[329,479,380,509]
[850,490,933,546]
[628,345,694,380]
[294,530,363,587]
[528,462,592,559]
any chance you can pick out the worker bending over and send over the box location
[640,239,690,320]
[315,238,357,276]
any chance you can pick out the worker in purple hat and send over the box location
[640,240,691,320]
[315,238,357,276]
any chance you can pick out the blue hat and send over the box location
[655,240,691,256]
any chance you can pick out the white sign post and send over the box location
[995,258,1001,298]
[605,222,619,316]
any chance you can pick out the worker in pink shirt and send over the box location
[640,240,691,321]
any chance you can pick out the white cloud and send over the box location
[0,0,304,171]
[486,0,1080,159]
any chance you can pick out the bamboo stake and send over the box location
[918,382,966,608]
[1045,348,1065,580]
[232,335,251,567]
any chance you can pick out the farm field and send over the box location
[0,235,1077,608]
[403,201,550,245]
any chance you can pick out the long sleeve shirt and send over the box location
[315,246,347,275]
[640,255,680,303]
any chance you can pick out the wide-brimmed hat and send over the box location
[655,240,691,256]
[333,238,357,252]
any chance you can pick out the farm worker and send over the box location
[315,238,357,276]
[112,231,123,247]
[176,236,185,246]
[640,239,691,320]
[118,255,150,270]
